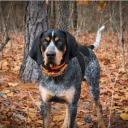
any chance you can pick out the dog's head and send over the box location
[29,29,78,66]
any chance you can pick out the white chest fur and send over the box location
[39,85,75,103]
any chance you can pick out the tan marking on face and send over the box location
[45,36,50,42]
[55,46,67,65]
[55,48,63,65]
[43,49,48,65]
[39,85,75,103]
[55,36,60,42]
[41,48,47,66]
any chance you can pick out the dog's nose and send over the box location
[46,51,56,57]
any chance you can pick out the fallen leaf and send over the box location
[8,82,18,87]
[7,92,14,97]
[2,89,10,94]
[36,120,43,124]
[120,113,128,121]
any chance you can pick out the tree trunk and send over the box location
[72,1,77,31]
[67,1,77,31]
[48,1,56,28]
[20,1,48,82]
[49,1,77,31]
[55,1,70,31]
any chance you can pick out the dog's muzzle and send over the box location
[46,51,56,64]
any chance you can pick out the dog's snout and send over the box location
[46,51,56,57]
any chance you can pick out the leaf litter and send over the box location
[0,32,128,128]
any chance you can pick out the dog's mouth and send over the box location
[41,61,68,77]
[42,51,67,76]
[47,58,55,65]
[45,54,63,68]
[43,53,56,67]
[46,56,57,68]
[46,62,56,70]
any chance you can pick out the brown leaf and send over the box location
[120,113,128,121]
[8,82,18,87]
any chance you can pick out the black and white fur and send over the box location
[29,26,105,128]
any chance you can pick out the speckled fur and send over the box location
[84,49,100,101]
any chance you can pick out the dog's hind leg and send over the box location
[87,82,105,128]
[94,99,105,128]
[85,60,105,128]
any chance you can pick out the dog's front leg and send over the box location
[40,101,51,128]
[62,103,77,128]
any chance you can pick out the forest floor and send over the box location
[0,32,128,128]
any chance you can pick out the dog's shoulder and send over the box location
[78,45,90,57]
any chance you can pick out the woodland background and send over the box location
[0,1,128,128]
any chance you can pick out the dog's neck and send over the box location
[41,62,68,77]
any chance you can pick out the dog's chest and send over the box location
[39,83,75,103]
[38,58,82,103]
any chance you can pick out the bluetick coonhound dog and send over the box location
[29,27,105,128]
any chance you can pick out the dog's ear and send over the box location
[64,31,78,63]
[29,32,44,65]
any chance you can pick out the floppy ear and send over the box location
[64,31,78,63]
[29,32,44,65]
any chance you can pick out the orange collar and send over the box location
[41,62,68,77]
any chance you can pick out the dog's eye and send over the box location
[42,41,49,51]
[56,41,63,48]
[55,37,60,42]
[43,41,49,46]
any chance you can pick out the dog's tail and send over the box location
[88,25,105,49]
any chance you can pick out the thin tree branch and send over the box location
[0,36,10,52]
